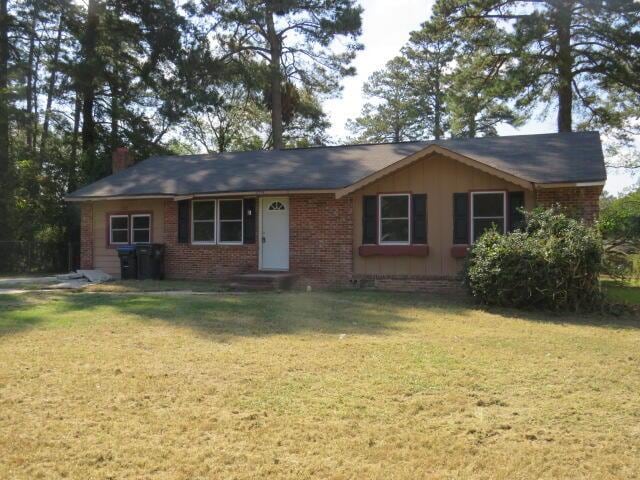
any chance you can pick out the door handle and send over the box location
[262,236,266,243]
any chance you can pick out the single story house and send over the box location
[66,131,606,291]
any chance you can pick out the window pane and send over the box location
[220,221,242,242]
[112,230,128,243]
[132,216,150,229]
[380,219,409,242]
[133,229,150,244]
[473,193,504,217]
[380,196,409,218]
[111,217,128,230]
[219,200,242,220]
[193,201,215,221]
[473,219,504,241]
[193,222,215,242]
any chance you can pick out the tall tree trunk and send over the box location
[80,0,99,171]
[555,2,573,132]
[25,6,38,152]
[39,14,63,161]
[393,115,400,143]
[110,86,119,152]
[265,8,283,149]
[69,91,81,193]
[433,78,442,140]
[0,0,10,244]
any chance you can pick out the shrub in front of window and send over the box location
[464,207,604,312]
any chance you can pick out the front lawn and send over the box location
[0,291,638,479]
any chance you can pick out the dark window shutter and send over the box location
[177,200,190,243]
[412,194,427,244]
[508,191,525,231]
[362,195,378,244]
[453,193,469,244]
[243,198,256,244]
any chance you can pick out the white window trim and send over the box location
[109,214,130,245]
[470,191,507,242]
[130,214,151,244]
[191,199,245,245]
[218,199,244,245]
[191,199,217,245]
[378,193,411,245]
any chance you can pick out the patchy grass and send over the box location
[602,278,640,305]
[0,291,639,479]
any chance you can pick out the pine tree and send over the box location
[347,57,426,143]
[439,0,640,142]
[200,0,363,149]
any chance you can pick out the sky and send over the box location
[322,0,637,196]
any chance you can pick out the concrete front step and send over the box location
[229,272,297,291]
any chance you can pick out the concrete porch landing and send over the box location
[229,272,297,291]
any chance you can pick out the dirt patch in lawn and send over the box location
[0,291,639,479]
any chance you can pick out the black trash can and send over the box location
[116,245,138,280]
[136,244,165,280]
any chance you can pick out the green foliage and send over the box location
[438,0,640,160]
[599,188,640,279]
[465,208,604,312]
[347,11,521,142]
[201,0,363,147]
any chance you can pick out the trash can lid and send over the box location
[116,245,136,253]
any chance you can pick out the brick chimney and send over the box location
[112,147,135,174]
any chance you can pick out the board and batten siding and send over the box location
[352,153,534,278]
[92,199,166,278]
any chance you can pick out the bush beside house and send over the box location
[464,208,603,312]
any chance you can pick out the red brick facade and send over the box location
[158,195,353,286]
[162,200,259,280]
[80,203,94,269]
[289,194,353,287]
[535,185,602,223]
[352,275,464,294]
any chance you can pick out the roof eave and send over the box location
[64,188,339,202]
[533,180,606,189]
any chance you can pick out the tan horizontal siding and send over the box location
[352,153,534,278]
[92,199,166,279]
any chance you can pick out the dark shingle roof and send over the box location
[67,131,606,199]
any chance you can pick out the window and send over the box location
[218,199,243,244]
[268,201,285,211]
[379,194,410,244]
[192,200,216,243]
[471,191,506,242]
[131,214,151,244]
[109,215,129,244]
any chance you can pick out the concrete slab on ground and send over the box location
[76,270,113,283]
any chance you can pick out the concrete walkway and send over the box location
[0,288,247,296]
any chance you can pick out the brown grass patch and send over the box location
[0,291,639,479]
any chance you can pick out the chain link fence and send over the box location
[0,241,80,274]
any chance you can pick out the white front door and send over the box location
[260,197,289,271]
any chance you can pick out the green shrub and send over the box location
[464,208,604,311]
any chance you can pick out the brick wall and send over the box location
[162,200,259,280]
[159,195,353,285]
[290,194,353,287]
[351,275,464,294]
[535,185,603,223]
[80,203,93,269]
